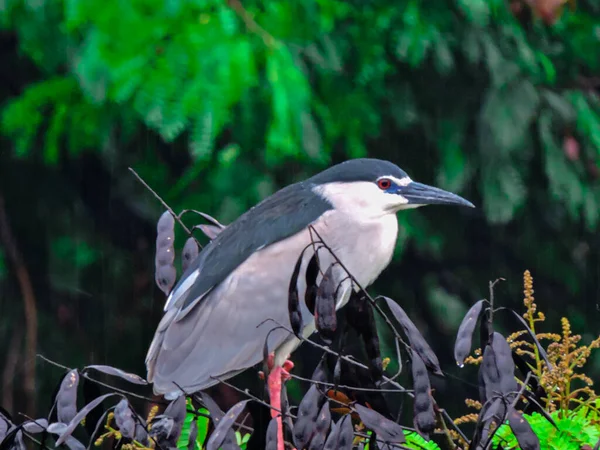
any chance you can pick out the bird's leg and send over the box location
[266,353,294,450]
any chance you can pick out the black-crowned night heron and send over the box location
[145,158,473,447]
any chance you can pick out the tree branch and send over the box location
[0,193,37,417]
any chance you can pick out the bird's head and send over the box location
[310,158,474,216]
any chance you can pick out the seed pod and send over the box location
[308,402,331,450]
[333,358,342,389]
[293,385,325,449]
[155,211,176,295]
[47,423,85,450]
[187,419,198,450]
[479,308,493,349]
[346,292,383,379]
[507,409,540,450]
[57,369,79,424]
[163,395,187,443]
[311,357,328,390]
[411,351,435,440]
[454,300,486,367]
[315,265,337,344]
[470,397,502,450]
[383,297,442,375]
[84,365,148,385]
[197,224,223,240]
[149,417,176,447]
[265,417,278,450]
[354,404,405,444]
[288,251,305,337]
[199,393,238,448]
[480,344,499,402]
[182,237,199,272]
[490,332,518,397]
[113,399,135,439]
[55,393,117,445]
[206,400,248,450]
[324,415,353,450]
[22,419,48,433]
[0,414,9,442]
[305,253,320,313]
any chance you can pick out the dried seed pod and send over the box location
[148,417,176,447]
[333,358,342,389]
[411,351,435,440]
[113,399,135,439]
[200,392,237,448]
[57,369,79,424]
[311,357,328,390]
[182,237,199,272]
[84,365,148,385]
[490,332,518,397]
[10,431,25,450]
[197,224,223,240]
[187,419,198,450]
[507,408,540,450]
[293,385,325,449]
[22,419,48,433]
[305,253,320,313]
[470,397,502,450]
[288,251,305,337]
[346,291,383,379]
[324,415,353,450]
[480,344,499,402]
[383,297,442,375]
[155,211,176,295]
[479,307,492,349]
[206,400,249,450]
[0,414,9,442]
[454,299,486,367]
[55,393,117,445]
[315,264,338,344]
[354,404,405,444]
[265,417,279,450]
[308,401,331,450]
[46,423,85,450]
[163,395,187,443]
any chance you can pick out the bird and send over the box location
[145,158,474,448]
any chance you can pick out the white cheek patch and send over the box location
[395,194,409,204]
[390,176,412,186]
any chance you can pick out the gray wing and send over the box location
[164,180,331,315]
[146,181,332,396]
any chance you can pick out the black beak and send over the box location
[401,182,475,208]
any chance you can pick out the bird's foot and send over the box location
[264,353,294,450]
[258,354,294,381]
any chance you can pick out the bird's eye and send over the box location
[377,178,392,190]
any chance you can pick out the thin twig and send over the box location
[226,0,277,47]
[36,354,168,405]
[209,376,285,417]
[289,373,413,394]
[308,226,409,349]
[259,318,412,396]
[128,167,202,248]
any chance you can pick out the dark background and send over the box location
[1,0,599,426]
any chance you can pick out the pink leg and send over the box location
[266,355,294,450]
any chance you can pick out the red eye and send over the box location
[377,178,392,190]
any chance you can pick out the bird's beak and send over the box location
[400,182,475,208]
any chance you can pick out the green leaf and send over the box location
[480,79,540,153]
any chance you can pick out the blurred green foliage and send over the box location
[0,0,599,421]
